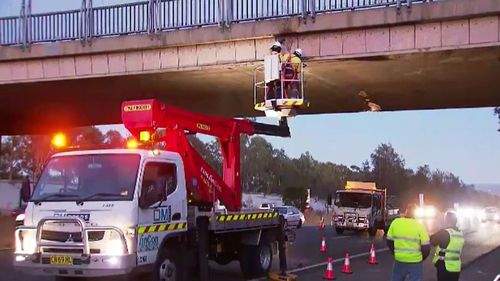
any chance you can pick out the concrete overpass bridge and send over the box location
[0,0,499,135]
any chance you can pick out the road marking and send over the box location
[288,248,390,274]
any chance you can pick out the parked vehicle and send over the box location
[273,206,304,229]
[13,99,294,281]
[332,181,395,236]
[259,203,276,210]
[480,206,499,223]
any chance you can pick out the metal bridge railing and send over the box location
[0,0,435,47]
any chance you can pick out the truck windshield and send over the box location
[31,154,141,203]
[335,192,372,208]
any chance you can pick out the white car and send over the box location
[273,206,304,229]
[259,203,275,210]
[480,207,499,223]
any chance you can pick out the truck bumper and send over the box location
[13,253,136,277]
[334,222,369,230]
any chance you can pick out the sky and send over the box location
[102,107,500,185]
[2,1,500,185]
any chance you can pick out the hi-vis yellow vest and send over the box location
[432,228,464,272]
[387,218,430,263]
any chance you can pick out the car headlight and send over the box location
[425,207,436,217]
[415,207,425,218]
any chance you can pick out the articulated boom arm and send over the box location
[121,99,290,211]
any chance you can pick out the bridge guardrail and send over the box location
[0,0,433,47]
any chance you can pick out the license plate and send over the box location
[50,255,73,265]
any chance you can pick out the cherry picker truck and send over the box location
[14,99,295,281]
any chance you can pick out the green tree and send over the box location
[104,130,125,147]
[370,143,408,196]
[282,186,308,210]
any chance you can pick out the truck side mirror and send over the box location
[139,180,167,209]
[327,195,332,206]
[21,178,31,202]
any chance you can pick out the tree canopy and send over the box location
[1,127,498,209]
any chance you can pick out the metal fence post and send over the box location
[147,0,160,34]
[19,0,26,48]
[80,0,93,45]
[309,0,316,21]
[217,0,225,28]
[300,0,307,23]
[225,0,232,28]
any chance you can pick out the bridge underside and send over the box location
[1,46,499,135]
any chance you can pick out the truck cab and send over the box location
[14,149,187,277]
[332,181,386,236]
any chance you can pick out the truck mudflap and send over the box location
[14,216,135,277]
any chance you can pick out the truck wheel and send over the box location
[335,228,344,235]
[154,246,183,281]
[239,240,273,279]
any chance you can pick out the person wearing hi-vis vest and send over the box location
[430,211,464,281]
[386,204,431,281]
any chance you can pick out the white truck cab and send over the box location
[332,181,387,236]
[15,149,187,277]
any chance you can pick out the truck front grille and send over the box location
[41,230,105,242]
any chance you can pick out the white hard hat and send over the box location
[294,48,303,57]
[271,41,282,49]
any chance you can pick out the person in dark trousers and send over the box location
[430,211,464,281]
[386,204,431,281]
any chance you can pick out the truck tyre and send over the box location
[239,239,273,279]
[154,246,183,281]
[335,227,344,235]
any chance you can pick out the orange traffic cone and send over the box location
[319,216,325,230]
[320,237,327,253]
[323,257,336,280]
[341,252,353,274]
[368,243,378,265]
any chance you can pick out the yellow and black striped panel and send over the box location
[137,222,187,235]
[217,212,278,222]
[281,100,304,107]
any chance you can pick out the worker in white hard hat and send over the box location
[270,41,282,55]
[266,41,283,100]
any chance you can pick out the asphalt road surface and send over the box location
[1,218,499,281]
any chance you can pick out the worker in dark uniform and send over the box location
[430,211,464,281]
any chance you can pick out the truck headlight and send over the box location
[425,207,436,218]
[17,231,36,254]
[415,207,425,218]
[103,232,125,255]
[103,239,125,255]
